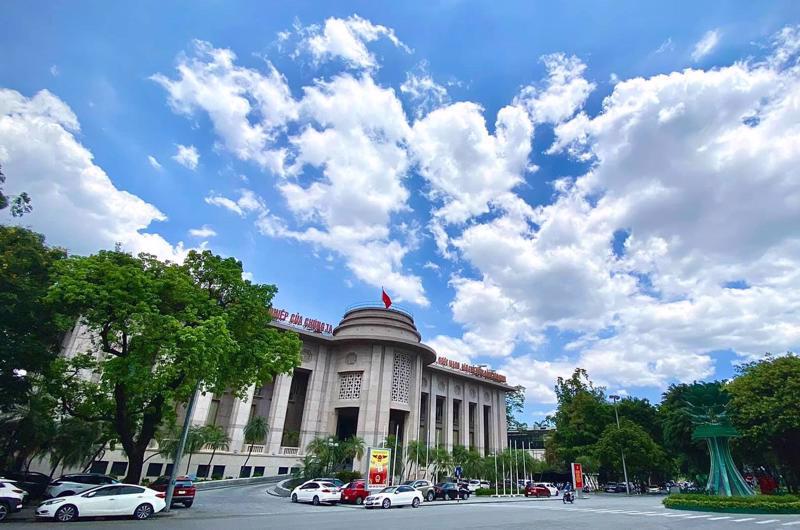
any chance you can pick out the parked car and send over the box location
[0,482,25,522]
[0,478,29,503]
[534,482,559,496]
[364,485,423,509]
[466,480,484,492]
[340,480,370,505]
[401,479,436,502]
[479,480,490,489]
[524,484,551,498]
[432,482,470,500]
[35,484,165,522]
[313,478,344,491]
[646,485,663,494]
[0,471,50,498]
[148,476,196,507]
[46,474,118,499]
[290,481,340,506]
[605,482,628,493]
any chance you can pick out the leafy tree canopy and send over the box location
[594,418,670,483]
[46,249,302,483]
[506,385,527,430]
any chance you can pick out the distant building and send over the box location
[49,303,514,480]
[507,428,553,461]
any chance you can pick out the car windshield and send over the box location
[401,481,413,486]
[380,487,397,493]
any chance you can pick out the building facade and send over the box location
[54,304,513,481]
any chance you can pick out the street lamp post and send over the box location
[609,395,630,495]
[325,437,339,475]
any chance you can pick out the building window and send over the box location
[338,371,363,400]
[240,466,252,478]
[164,463,174,477]
[207,398,220,426]
[110,461,128,477]
[253,466,265,477]
[146,463,163,477]
[253,386,263,398]
[196,465,209,478]
[89,461,108,474]
[435,397,443,426]
[390,352,412,404]
[212,465,225,479]
[278,466,289,475]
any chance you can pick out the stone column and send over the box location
[299,346,327,450]
[445,376,454,451]
[360,345,393,448]
[407,354,423,445]
[266,373,294,454]
[499,389,508,451]
[459,390,469,448]
[476,387,485,457]
[190,390,214,426]
[227,385,255,454]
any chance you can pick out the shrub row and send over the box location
[475,488,495,496]
[664,494,800,514]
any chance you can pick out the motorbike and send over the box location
[562,490,575,504]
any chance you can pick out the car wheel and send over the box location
[55,504,78,522]
[134,503,154,520]
[57,491,75,498]
[426,491,434,502]
[312,495,320,506]
[355,496,363,505]
[183,500,193,508]
[291,493,298,503]
[412,498,420,508]
[0,502,8,522]
[381,498,391,509]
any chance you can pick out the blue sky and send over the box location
[2,1,800,424]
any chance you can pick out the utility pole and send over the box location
[609,395,630,496]
[164,381,201,512]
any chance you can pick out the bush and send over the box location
[475,488,495,496]
[335,470,363,484]
[664,493,800,514]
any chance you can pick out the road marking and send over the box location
[708,516,731,520]
[685,514,711,519]
[782,522,800,526]
[756,520,780,525]
[732,518,756,522]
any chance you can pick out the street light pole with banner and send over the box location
[367,447,392,491]
[571,462,584,499]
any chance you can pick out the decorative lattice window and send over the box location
[338,372,362,400]
[391,352,412,403]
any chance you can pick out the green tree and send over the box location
[659,381,727,480]
[727,354,800,493]
[0,164,32,217]
[201,425,230,475]
[0,227,65,410]
[241,416,269,475]
[47,249,302,483]
[547,368,612,467]
[617,397,661,443]
[404,440,427,480]
[182,426,208,475]
[431,446,452,480]
[594,418,669,484]
[0,388,57,471]
[48,417,108,478]
[506,385,528,430]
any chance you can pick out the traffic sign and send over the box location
[455,465,463,478]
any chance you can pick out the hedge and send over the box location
[475,488,494,496]
[664,493,800,514]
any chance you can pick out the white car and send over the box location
[535,482,559,496]
[46,473,118,498]
[0,478,29,503]
[480,480,490,489]
[466,480,483,492]
[36,484,166,522]
[0,482,25,522]
[290,480,340,505]
[364,485,423,509]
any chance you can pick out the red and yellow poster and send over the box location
[367,447,391,489]
[571,462,584,489]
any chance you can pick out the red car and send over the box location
[340,479,369,505]
[149,476,196,508]
[524,484,551,498]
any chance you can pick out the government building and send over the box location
[55,304,514,480]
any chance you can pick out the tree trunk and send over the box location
[124,446,146,485]
[241,447,254,477]
[186,452,193,475]
[207,448,217,475]
[83,442,106,473]
[48,457,62,479]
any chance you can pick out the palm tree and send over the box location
[405,440,427,480]
[202,425,230,477]
[48,417,106,478]
[183,426,208,475]
[241,416,268,476]
[432,446,452,481]
[338,436,365,472]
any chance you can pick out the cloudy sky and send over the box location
[2,1,800,423]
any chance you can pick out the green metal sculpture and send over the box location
[684,402,753,496]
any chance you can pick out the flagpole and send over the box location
[522,439,527,489]
[514,440,520,496]
[502,452,506,496]
[494,451,498,497]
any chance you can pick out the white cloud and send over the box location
[205,189,265,217]
[147,155,162,170]
[423,261,439,271]
[516,53,595,125]
[152,40,296,174]
[49,65,59,77]
[654,37,674,55]
[188,224,217,238]
[297,15,411,69]
[0,88,185,261]
[434,27,800,398]
[173,144,199,170]
[400,64,449,118]
[691,29,721,62]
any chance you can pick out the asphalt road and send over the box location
[6,484,800,529]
